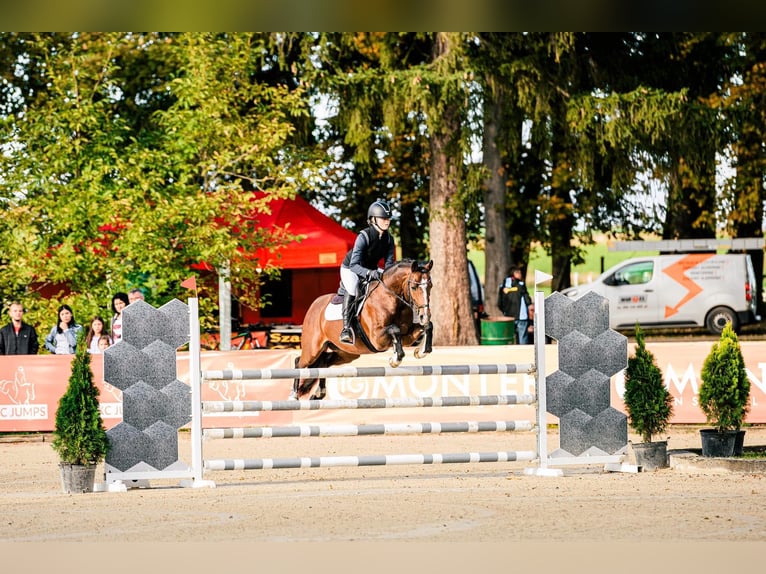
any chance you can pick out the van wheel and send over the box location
[705,306,738,334]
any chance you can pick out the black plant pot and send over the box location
[630,440,668,471]
[59,463,97,494]
[699,429,737,457]
[733,430,746,456]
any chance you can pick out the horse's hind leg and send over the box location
[291,355,321,399]
[307,351,338,399]
[307,349,358,399]
[309,378,327,400]
[290,356,302,400]
[292,345,338,400]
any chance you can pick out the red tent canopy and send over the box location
[252,195,356,269]
[193,195,357,271]
[194,195,358,327]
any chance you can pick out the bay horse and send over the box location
[290,259,433,400]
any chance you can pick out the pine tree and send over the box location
[51,331,109,465]
[699,322,750,433]
[624,325,674,443]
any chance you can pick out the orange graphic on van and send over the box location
[662,253,716,317]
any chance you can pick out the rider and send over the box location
[338,199,396,343]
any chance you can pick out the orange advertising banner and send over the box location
[0,354,123,433]
[613,341,766,424]
[2,341,765,433]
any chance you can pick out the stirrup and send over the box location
[340,327,353,343]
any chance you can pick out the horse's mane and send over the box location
[384,259,427,275]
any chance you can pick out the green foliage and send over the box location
[0,33,315,331]
[51,330,109,465]
[623,325,674,443]
[1,33,763,337]
[699,322,751,432]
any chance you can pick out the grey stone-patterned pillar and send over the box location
[545,291,628,456]
[104,299,191,474]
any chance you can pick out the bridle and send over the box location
[375,267,431,321]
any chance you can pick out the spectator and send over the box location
[85,315,112,354]
[44,304,83,354]
[110,292,129,343]
[498,266,533,345]
[97,334,112,353]
[0,301,39,355]
[128,288,145,304]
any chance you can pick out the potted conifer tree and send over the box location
[698,322,750,457]
[623,325,674,470]
[51,330,109,493]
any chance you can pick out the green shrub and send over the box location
[51,330,109,465]
[698,322,750,433]
[623,325,674,443]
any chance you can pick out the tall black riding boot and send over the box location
[339,292,355,343]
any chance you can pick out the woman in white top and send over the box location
[85,316,111,354]
[44,304,83,354]
[110,292,129,343]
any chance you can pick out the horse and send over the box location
[290,259,434,400]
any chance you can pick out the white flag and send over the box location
[534,270,553,286]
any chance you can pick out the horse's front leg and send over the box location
[414,323,433,359]
[385,325,404,367]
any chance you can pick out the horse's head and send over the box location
[378,259,433,326]
[405,259,433,326]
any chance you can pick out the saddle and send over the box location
[327,280,380,352]
[329,279,374,312]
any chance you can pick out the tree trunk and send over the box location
[428,33,477,346]
[732,131,766,316]
[482,79,509,316]
[548,100,575,293]
[663,151,716,240]
[429,136,476,345]
[398,198,420,259]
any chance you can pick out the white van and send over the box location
[560,253,760,334]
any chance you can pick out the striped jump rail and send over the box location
[204,450,538,470]
[203,393,536,413]
[202,362,535,381]
[203,419,535,439]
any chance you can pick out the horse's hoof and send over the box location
[415,349,428,359]
[288,392,298,400]
[389,356,402,368]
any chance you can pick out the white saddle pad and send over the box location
[324,303,343,321]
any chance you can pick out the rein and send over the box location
[373,268,430,318]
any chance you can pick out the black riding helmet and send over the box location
[367,199,392,221]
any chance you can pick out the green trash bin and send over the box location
[480,317,515,345]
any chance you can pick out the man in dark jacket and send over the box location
[0,302,39,355]
[498,266,533,344]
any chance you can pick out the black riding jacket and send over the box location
[342,226,395,279]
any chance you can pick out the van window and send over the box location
[604,261,654,286]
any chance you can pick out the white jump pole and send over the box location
[528,274,562,477]
[187,297,214,488]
